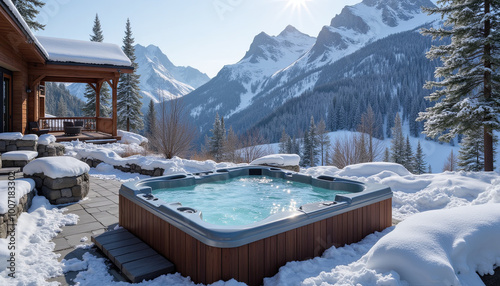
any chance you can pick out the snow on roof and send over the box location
[0,0,49,58]
[37,36,132,67]
[23,156,90,178]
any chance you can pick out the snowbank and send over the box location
[306,163,498,220]
[118,130,148,145]
[365,204,500,285]
[38,134,57,145]
[250,154,300,166]
[63,140,240,174]
[0,179,35,213]
[23,157,90,178]
[21,134,38,141]
[0,196,78,284]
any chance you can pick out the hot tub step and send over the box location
[92,229,175,283]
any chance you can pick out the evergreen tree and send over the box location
[302,116,319,167]
[82,14,111,117]
[279,128,290,153]
[12,0,44,31]
[443,150,458,172]
[390,113,405,164]
[458,129,484,171]
[291,136,301,156]
[117,18,143,132]
[57,96,68,117]
[414,141,427,175]
[145,99,156,138]
[384,147,390,162]
[208,113,226,162]
[317,119,331,166]
[419,0,500,171]
[403,136,414,172]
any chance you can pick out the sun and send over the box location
[285,0,311,11]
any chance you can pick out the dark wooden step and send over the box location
[92,228,175,283]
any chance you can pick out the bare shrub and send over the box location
[149,98,197,159]
[237,131,271,163]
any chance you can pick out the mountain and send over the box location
[135,44,210,103]
[183,0,439,138]
[67,44,210,106]
[45,82,85,117]
[253,28,443,142]
[182,25,316,131]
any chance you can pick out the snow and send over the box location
[0,196,78,284]
[0,132,23,140]
[21,134,38,141]
[0,179,35,213]
[63,140,239,173]
[2,150,500,285]
[37,36,132,67]
[23,156,90,178]
[1,151,38,161]
[118,130,148,145]
[250,154,300,166]
[38,134,57,145]
[365,204,500,285]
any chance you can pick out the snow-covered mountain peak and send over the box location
[307,0,437,65]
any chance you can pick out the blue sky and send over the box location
[35,0,361,77]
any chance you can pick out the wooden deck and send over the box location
[51,131,120,142]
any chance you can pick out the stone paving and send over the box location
[47,177,128,285]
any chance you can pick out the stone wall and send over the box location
[0,139,37,153]
[24,173,90,205]
[37,143,65,158]
[0,189,36,238]
[83,158,164,177]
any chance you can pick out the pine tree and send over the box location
[279,128,290,153]
[403,136,414,172]
[418,0,500,171]
[414,141,427,175]
[302,116,319,167]
[443,150,458,172]
[384,147,390,162]
[82,14,111,117]
[145,99,156,138]
[117,18,143,132]
[316,119,331,166]
[458,129,485,171]
[12,0,45,31]
[208,113,226,162]
[391,113,405,164]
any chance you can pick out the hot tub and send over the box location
[119,166,392,285]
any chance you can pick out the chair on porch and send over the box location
[64,121,82,136]
[28,122,50,136]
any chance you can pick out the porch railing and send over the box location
[39,117,97,132]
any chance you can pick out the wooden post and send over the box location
[95,81,102,118]
[111,76,119,137]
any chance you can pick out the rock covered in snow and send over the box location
[38,134,57,145]
[118,130,148,145]
[365,204,500,285]
[250,154,300,167]
[0,179,35,214]
[23,156,90,179]
[0,132,23,140]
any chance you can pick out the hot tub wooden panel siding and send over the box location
[119,195,392,286]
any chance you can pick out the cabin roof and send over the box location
[1,0,132,68]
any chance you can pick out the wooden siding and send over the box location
[120,196,392,286]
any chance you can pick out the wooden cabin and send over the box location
[0,0,133,140]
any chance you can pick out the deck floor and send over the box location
[51,131,119,142]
